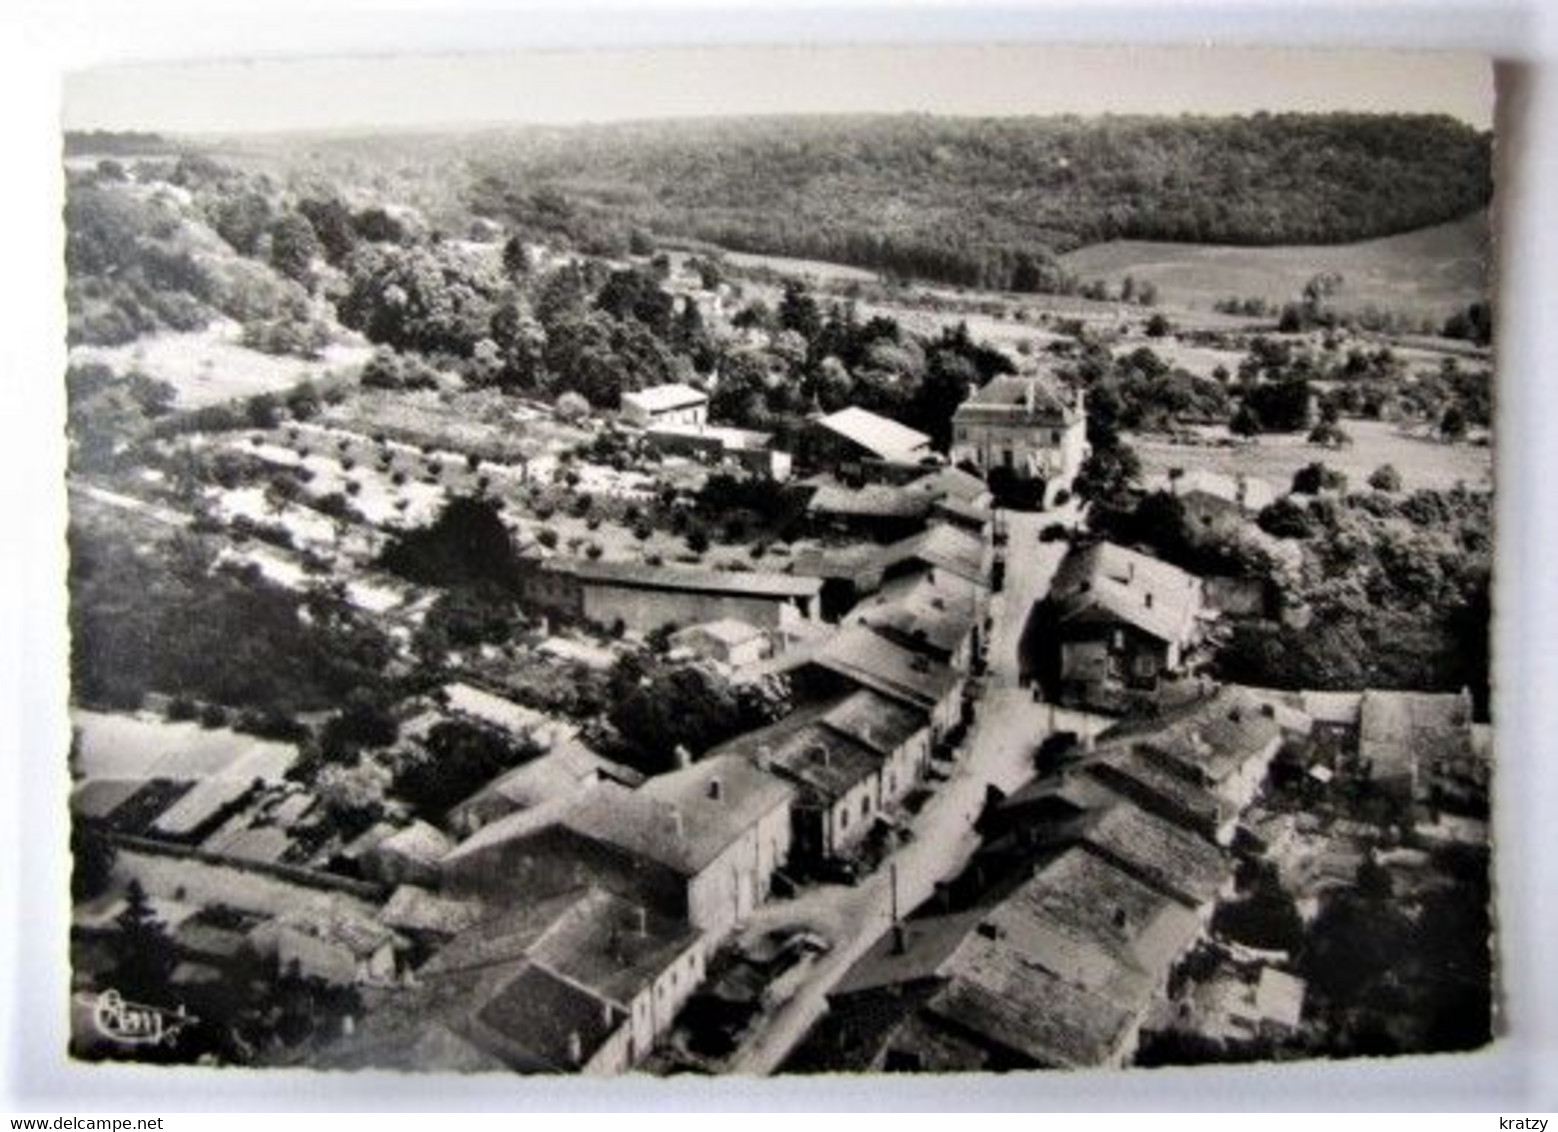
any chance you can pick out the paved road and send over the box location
[987,508,1070,689]
[726,508,1107,1075]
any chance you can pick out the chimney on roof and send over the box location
[708,777,723,802]
[1260,702,1276,719]
[601,1001,615,1029]
[667,805,685,840]
[1126,562,1135,584]
[567,1031,583,1066]
[674,745,692,768]
[1112,907,1128,931]
[891,923,907,955]
[976,921,1005,941]
[633,905,648,937]
[754,744,774,772]
[1144,592,1154,609]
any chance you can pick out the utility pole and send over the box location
[889,860,899,926]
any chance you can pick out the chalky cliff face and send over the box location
[58,46,1494,1080]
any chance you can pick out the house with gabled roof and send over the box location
[1045,541,1205,708]
[820,844,1204,1071]
[441,754,793,939]
[327,886,706,1075]
[951,373,1088,506]
[787,624,966,743]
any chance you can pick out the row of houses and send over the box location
[808,683,1312,1072]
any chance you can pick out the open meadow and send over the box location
[1061,213,1489,322]
[69,320,374,409]
[1128,418,1493,494]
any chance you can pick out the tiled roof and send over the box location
[761,720,880,806]
[1359,689,1474,783]
[905,466,990,505]
[1066,803,1228,909]
[453,738,641,817]
[820,688,928,758]
[813,406,932,463]
[845,572,980,658]
[925,935,1139,1069]
[424,885,700,1016]
[952,374,1081,426]
[628,754,795,873]
[1052,541,1201,644]
[1079,746,1227,834]
[1108,686,1287,788]
[878,523,990,586]
[811,625,961,712]
[473,963,626,1071]
[524,888,702,1008]
[807,482,934,520]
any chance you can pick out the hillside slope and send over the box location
[1060,212,1490,320]
[225,112,1492,294]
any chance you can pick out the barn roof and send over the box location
[813,406,931,463]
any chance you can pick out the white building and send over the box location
[951,374,1088,505]
[620,383,709,428]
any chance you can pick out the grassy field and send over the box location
[69,320,374,409]
[1128,418,1494,494]
[1061,213,1490,322]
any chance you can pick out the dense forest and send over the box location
[448,113,1492,290]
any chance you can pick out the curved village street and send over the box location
[729,509,1106,1075]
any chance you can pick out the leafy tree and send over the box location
[296,196,359,265]
[268,212,323,285]
[609,663,776,774]
[1308,420,1352,447]
[1243,379,1313,433]
[1292,462,1348,495]
[395,720,542,818]
[378,495,518,588]
[1440,405,1469,441]
[777,282,822,344]
[314,760,391,832]
[1368,464,1403,492]
[555,391,591,423]
[1073,439,1142,509]
[320,692,400,762]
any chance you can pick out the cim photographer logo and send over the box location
[81,989,196,1048]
